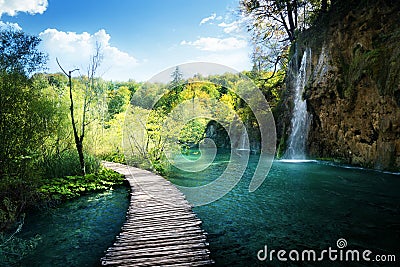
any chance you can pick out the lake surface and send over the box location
[167,153,400,266]
[9,155,399,267]
[16,186,129,267]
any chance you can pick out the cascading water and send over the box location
[237,130,250,151]
[284,48,312,159]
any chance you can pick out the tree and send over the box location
[0,29,55,229]
[241,0,300,44]
[170,66,183,85]
[107,85,131,118]
[57,44,103,176]
[0,29,49,175]
[0,29,47,74]
[241,0,330,77]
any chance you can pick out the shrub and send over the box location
[40,150,100,179]
[38,168,125,202]
[100,152,126,164]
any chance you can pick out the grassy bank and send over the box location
[38,167,125,204]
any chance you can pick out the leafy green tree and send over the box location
[0,29,47,74]
[42,73,73,156]
[170,66,183,85]
[0,29,56,229]
[131,82,167,109]
[241,0,331,77]
[0,29,49,175]
[108,85,131,118]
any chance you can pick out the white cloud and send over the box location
[39,28,139,81]
[199,13,222,25]
[181,37,247,52]
[218,15,250,35]
[0,0,48,17]
[0,21,22,30]
[218,21,240,34]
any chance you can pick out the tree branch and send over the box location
[260,55,282,82]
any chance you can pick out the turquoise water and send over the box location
[16,187,129,267]
[7,157,399,267]
[167,154,400,266]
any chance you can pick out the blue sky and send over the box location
[0,0,252,81]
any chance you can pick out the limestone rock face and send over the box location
[299,1,400,171]
[204,120,261,153]
[204,120,230,149]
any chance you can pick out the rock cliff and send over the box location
[287,0,400,171]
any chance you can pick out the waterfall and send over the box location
[285,48,312,159]
[237,130,250,151]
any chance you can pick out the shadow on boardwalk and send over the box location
[101,161,214,266]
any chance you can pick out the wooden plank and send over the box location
[104,243,209,258]
[102,251,211,265]
[100,162,213,266]
[108,237,208,251]
[121,220,202,230]
[126,213,198,222]
[115,229,206,242]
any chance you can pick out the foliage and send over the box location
[124,71,281,173]
[244,69,286,108]
[0,29,54,230]
[39,150,100,179]
[131,82,168,109]
[0,27,285,231]
[0,28,133,229]
[107,85,131,118]
[0,29,47,74]
[179,118,209,146]
[0,165,42,230]
[0,72,56,174]
[170,66,183,85]
[100,152,126,164]
[56,43,104,176]
[241,0,331,75]
[39,168,125,202]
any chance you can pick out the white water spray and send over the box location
[285,49,312,159]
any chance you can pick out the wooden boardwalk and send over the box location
[101,162,214,266]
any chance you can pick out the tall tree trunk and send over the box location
[286,0,296,42]
[68,71,86,176]
[76,140,85,176]
[56,45,102,177]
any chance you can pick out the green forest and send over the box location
[1,0,399,265]
[0,26,285,233]
[0,0,382,235]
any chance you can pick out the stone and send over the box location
[296,1,400,171]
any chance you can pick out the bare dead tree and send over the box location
[56,44,103,176]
